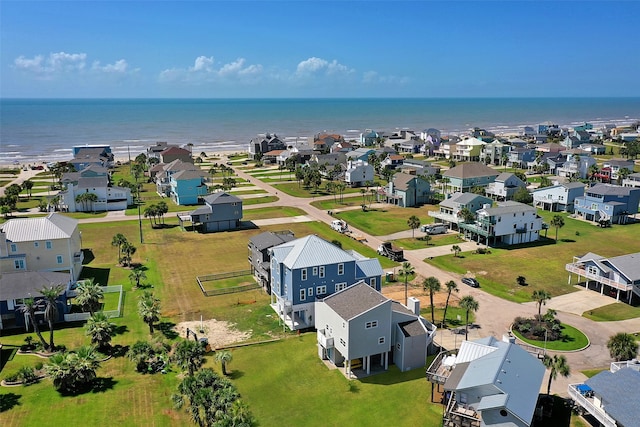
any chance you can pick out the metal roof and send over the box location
[0,271,71,301]
[272,234,357,270]
[322,281,389,320]
[355,258,384,279]
[586,368,640,427]
[479,201,536,216]
[1,213,78,242]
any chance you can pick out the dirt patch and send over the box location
[174,319,251,349]
[382,283,450,308]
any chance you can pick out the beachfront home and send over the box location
[159,146,193,164]
[248,231,296,293]
[484,173,527,201]
[313,133,344,153]
[316,284,436,377]
[383,172,431,207]
[344,160,374,187]
[70,146,114,170]
[58,165,132,212]
[532,182,585,212]
[147,142,178,161]
[360,130,379,147]
[573,184,640,225]
[185,192,242,233]
[442,163,499,194]
[0,271,72,330]
[269,234,383,331]
[428,192,493,230]
[459,201,543,246]
[569,362,640,427]
[565,252,640,304]
[0,213,83,281]
[426,335,545,427]
[455,137,486,162]
[249,133,286,160]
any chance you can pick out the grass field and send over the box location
[582,303,640,321]
[426,211,640,303]
[512,323,589,351]
[334,204,439,236]
[393,233,465,250]
[242,206,306,220]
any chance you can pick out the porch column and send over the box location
[616,289,620,302]
[629,291,633,304]
[384,352,388,370]
[601,285,604,295]
[568,273,572,285]
[346,360,350,378]
[366,356,370,375]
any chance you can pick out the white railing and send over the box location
[64,285,123,322]
[568,385,617,427]
[565,264,633,292]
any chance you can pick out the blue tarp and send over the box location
[576,384,592,394]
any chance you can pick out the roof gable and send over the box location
[1,213,78,242]
[273,235,356,270]
[443,162,499,179]
[323,281,389,320]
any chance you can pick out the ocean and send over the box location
[1,98,639,165]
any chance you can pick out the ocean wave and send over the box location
[53,148,73,152]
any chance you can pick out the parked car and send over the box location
[462,277,480,288]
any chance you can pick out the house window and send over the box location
[301,268,307,281]
[338,263,344,275]
[366,321,378,329]
[340,338,346,347]
[300,289,306,301]
[56,255,63,264]
[14,259,25,270]
[34,242,39,248]
[10,244,17,252]
[335,282,347,292]
[587,265,598,275]
[319,266,325,278]
[370,278,376,288]
[308,287,313,297]
[312,267,318,276]
[378,337,385,344]
[396,343,401,350]
[45,241,53,249]
[316,285,327,295]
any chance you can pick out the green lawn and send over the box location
[310,195,367,210]
[272,182,362,198]
[242,195,278,205]
[393,233,465,250]
[512,323,589,351]
[232,334,444,427]
[243,206,306,220]
[427,211,640,303]
[582,303,640,321]
[334,204,439,236]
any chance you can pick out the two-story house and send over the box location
[565,251,640,304]
[383,173,430,207]
[316,284,436,377]
[532,182,585,212]
[169,169,208,205]
[155,159,203,196]
[58,165,132,212]
[482,140,511,166]
[0,213,83,280]
[573,184,640,225]
[428,192,493,230]
[456,137,486,162]
[442,163,499,194]
[70,145,114,170]
[556,151,596,180]
[360,130,379,147]
[459,201,543,246]
[426,336,545,427]
[269,234,383,331]
[186,192,243,233]
[344,160,374,187]
[248,133,286,160]
[346,148,376,163]
[248,231,296,292]
[507,148,537,169]
[484,173,527,201]
[622,172,640,189]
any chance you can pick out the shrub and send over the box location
[34,361,44,370]
[17,366,38,385]
[4,373,19,383]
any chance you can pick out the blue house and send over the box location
[574,184,640,225]
[269,234,383,331]
[170,169,208,205]
[186,192,243,233]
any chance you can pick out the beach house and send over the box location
[556,151,596,180]
[248,231,296,292]
[316,284,436,377]
[532,182,585,212]
[186,192,242,233]
[442,163,499,194]
[269,235,383,331]
[428,192,493,230]
[248,133,286,160]
[565,252,640,304]
[484,173,527,201]
[154,159,203,197]
[159,146,193,164]
[58,165,132,212]
[360,130,379,147]
[169,169,208,205]
[481,140,511,166]
[344,160,374,187]
[0,213,83,281]
[426,336,545,427]
[622,172,640,189]
[70,145,114,170]
[455,137,486,162]
[383,172,431,207]
[573,184,640,225]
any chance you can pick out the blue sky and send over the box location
[2,1,639,98]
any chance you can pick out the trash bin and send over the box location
[386,272,394,282]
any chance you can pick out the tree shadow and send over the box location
[0,347,18,373]
[91,377,117,393]
[0,392,21,412]
[229,370,244,380]
[157,321,178,340]
[79,267,110,286]
[114,325,129,336]
[560,238,576,243]
[110,344,130,358]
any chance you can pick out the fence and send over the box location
[64,285,124,322]
[196,270,260,296]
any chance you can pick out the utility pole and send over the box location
[136,175,143,244]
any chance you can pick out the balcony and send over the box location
[73,251,84,263]
[515,227,527,234]
[317,329,334,349]
[565,263,632,292]
[568,384,616,427]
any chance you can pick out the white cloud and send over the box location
[14,51,87,77]
[296,57,353,76]
[92,59,129,73]
[191,56,214,72]
[158,56,264,83]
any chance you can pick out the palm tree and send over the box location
[532,290,552,318]
[138,291,161,334]
[129,267,147,289]
[607,332,639,361]
[85,312,116,350]
[144,205,158,226]
[442,280,459,327]
[215,350,233,376]
[111,233,128,261]
[460,295,479,341]
[423,276,441,324]
[22,180,34,198]
[407,215,421,239]
[457,207,475,224]
[398,262,415,306]
[543,354,570,395]
[451,244,462,257]
[18,297,48,349]
[121,241,137,267]
[75,278,103,315]
[174,339,205,376]
[550,215,565,242]
[40,284,65,351]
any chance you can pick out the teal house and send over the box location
[170,170,208,205]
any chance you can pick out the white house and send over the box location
[59,166,132,212]
[484,173,527,201]
[344,160,374,187]
[532,182,585,212]
[556,151,596,180]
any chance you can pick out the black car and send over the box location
[462,277,480,288]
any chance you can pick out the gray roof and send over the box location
[0,271,71,301]
[564,182,586,189]
[1,213,78,242]
[249,231,295,251]
[440,192,492,208]
[77,176,109,188]
[586,368,640,427]
[586,184,638,197]
[271,234,356,270]
[392,172,419,191]
[607,252,640,281]
[399,320,427,337]
[203,192,242,205]
[443,162,499,179]
[171,169,206,180]
[355,258,384,279]
[391,301,415,316]
[480,200,536,215]
[322,281,388,320]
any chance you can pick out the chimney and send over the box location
[408,297,420,315]
[502,333,516,344]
